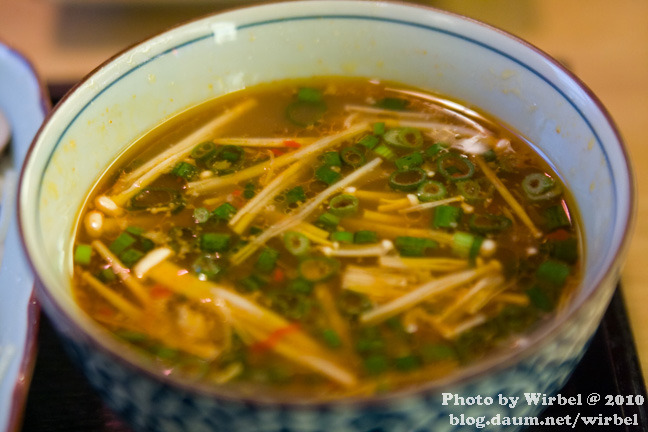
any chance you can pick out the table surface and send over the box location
[1,0,647,405]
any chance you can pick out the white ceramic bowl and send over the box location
[18,2,635,431]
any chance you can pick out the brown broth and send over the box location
[71,77,582,399]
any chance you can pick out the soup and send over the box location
[71,77,581,399]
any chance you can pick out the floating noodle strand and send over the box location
[188,122,370,195]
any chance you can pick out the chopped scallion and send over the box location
[536,259,570,287]
[328,193,360,217]
[394,152,424,171]
[316,212,340,231]
[191,141,217,162]
[74,244,93,265]
[109,232,136,255]
[255,247,279,273]
[468,213,512,234]
[417,180,447,202]
[543,204,571,231]
[331,231,354,244]
[354,230,379,244]
[433,205,462,229]
[383,127,423,149]
[388,168,427,191]
[358,134,380,149]
[283,231,311,256]
[437,153,475,181]
[320,151,342,167]
[200,232,231,253]
[394,236,438,257]
[285,185,307,204]
[211,202,237,221]
[372,144,396,161]
[315,166,342,185]
[171,161,198,181]
[522,173,561,201]
[119,248,144,267]
[340,146,366,168]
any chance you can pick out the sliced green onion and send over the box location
[316,212,340,231]
[321,329,342,349]
[433,205,462,229]
[522,173,562,201]
[394,236,438,257]
[417,180,447,202]
[358,134,380,149]
[200,232,231,253]
[375,97,409,111]
[328,194,360,217]
[451,231,480,259]
[286,100,327,127]
[372,144,397,161]
[192,255,222,281]
[315,165,342,185]
[456,179,489,204]
[543,204,571,231]
[482,149,497,162]
[119,248,144,267]
[255,247,279,273]
[373,122,386,135]
[394,355,421,371]
[548,237,579,264]
[394,152,424,171]
[109,232,136,255]
[536,259,570,287]
[354,230,379,244]
[437,153,475,181]
[288,278,314,295]
[125,226,144,236]
[424,143,448,159]
[364,354,389,375]
[526,285,553,312]
[130,187,185,214]
[468,213,512,234]
[285,185,307,204]
[383,127,423,149]
[74,244,93,265]
[421,343,456,362]
[272,291,312,320]
[283,231,311,256]
[331,231,354,244]
[139,237,155,252]
[219,145,244,163]
[388,168,427,192]
[297,87,323,102]
[191,141,217,162]
[340,146,366,168]
[338,291,372,318]
[320,151,342,168]
[171,161,198,181]
[97,268,117,283]
[193,207,210,223]
[243,182,256,199]
[237,273,267,292]
[212,202,237,221]
[298,256,340,282]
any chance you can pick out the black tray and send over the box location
[19,85,648,432]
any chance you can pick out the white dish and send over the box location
[0,42,48,432]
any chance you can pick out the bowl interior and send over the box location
[20,0,632,388]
